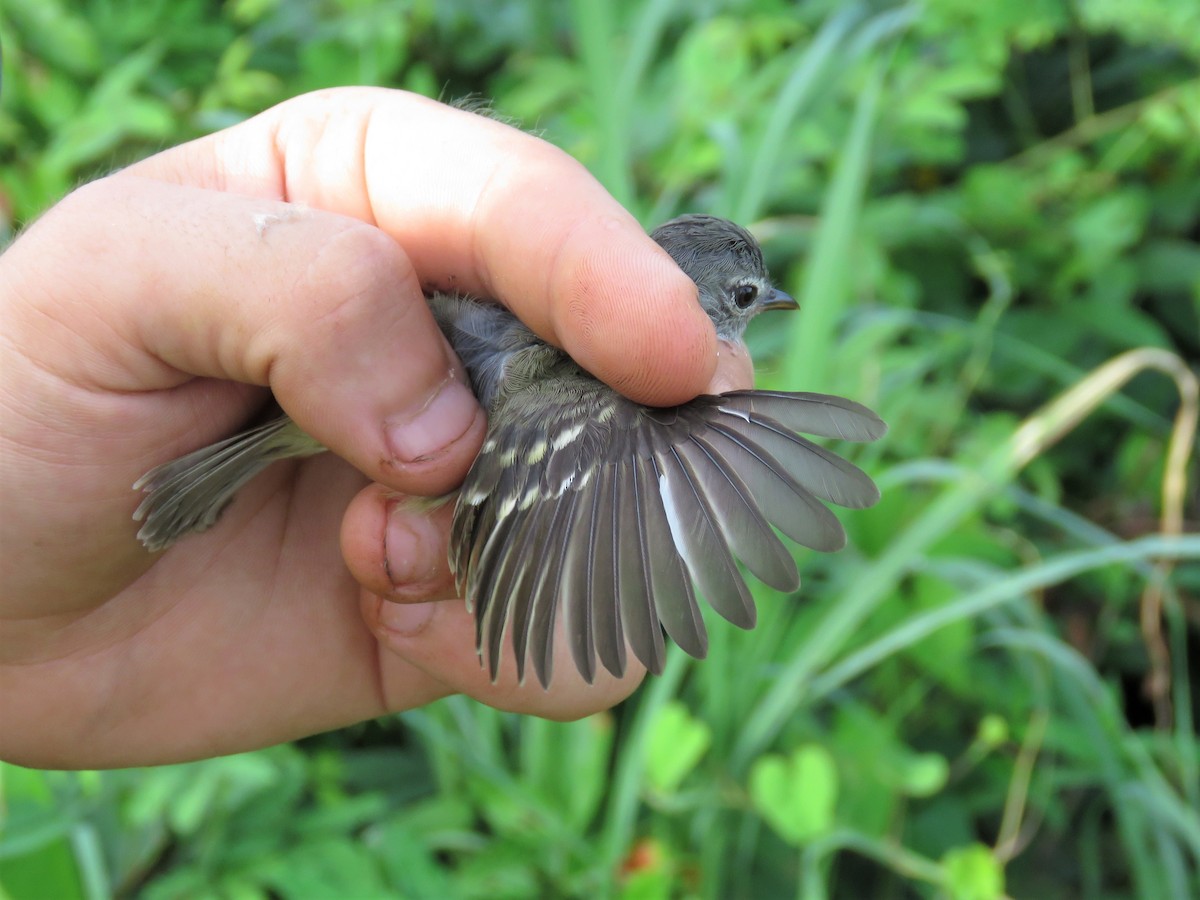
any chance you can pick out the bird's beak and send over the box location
[759,288,799,312]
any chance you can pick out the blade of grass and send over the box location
[858,307,1173,431]
[616,0,676,120]
[879,458,1161,578]
[405,704,602,867]
[805,534,1200,703]
[782,58,883,393]
[731,4,864,224]
[989,618,1200,847]
[985,628,1200,882]
[598,645,690,875]
[1150,822,1193,900]
[992,630,1167,898]
[734,348,1200,771]
[568,0,634,207]
[69,823,108,900]
[1168,596,1197,813]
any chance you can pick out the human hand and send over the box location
[0,88,753,768]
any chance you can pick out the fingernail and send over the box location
[378,599,435,635]
[385,509,442,588]
[386,379,479,463]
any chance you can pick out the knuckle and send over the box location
[250,220,425,389]
[304,222,417,326]
[29,178,120,253]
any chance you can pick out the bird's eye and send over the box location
[732,283,758,309]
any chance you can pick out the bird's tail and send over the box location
[133,415,324,551]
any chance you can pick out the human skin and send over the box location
[0,88,754,769]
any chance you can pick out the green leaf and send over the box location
[617,866,674,900]
[897,753,949,798]
[455,841,541,899]
[0,814,84,900]
[977,715,1010,749]
[255,837,390,899]
[644,702,711,795]
[371,814,462,899]
[784,55,884,391]
[941,843,1005,900]
[1067,190,1151,280]
[904,572,975,690]
[749,745,838,845]
[4,0,102,76]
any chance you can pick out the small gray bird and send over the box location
[134,215,886,686]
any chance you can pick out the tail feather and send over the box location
[134,416,323,551]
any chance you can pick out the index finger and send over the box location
[125,87,717,406]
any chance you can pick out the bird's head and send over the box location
[650,214,797,341]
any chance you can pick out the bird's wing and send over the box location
[450,379,886,689]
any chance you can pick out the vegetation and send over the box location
[2,0,1198,897]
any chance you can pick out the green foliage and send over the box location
[750,745,838,845]
[2,0,1199,897]
[942,843,1006,900]
[644,702,711,796]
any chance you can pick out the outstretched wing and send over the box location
[449,381,886,688]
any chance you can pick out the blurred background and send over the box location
[2,1,1198,897]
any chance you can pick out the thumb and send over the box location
[18,173,487,499]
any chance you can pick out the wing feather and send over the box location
[452,376,884,684]
[589,466,627,679]
[559,468,602,683]
[643,455,707,658]
[714,411,879,508]
[700,424,847,552]
[656,446,756,628]
[676,438,800,590]
[528,489,580,687]
[616,458,665,674]
[721,390,887,441]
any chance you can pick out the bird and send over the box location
[134,214,886,687]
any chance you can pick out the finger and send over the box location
[344,483,648,712]
[364,594,646,719]
[341,484,459,602]
[18,174,487,499]
[126,87,717,407]
[0,456,455,768]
